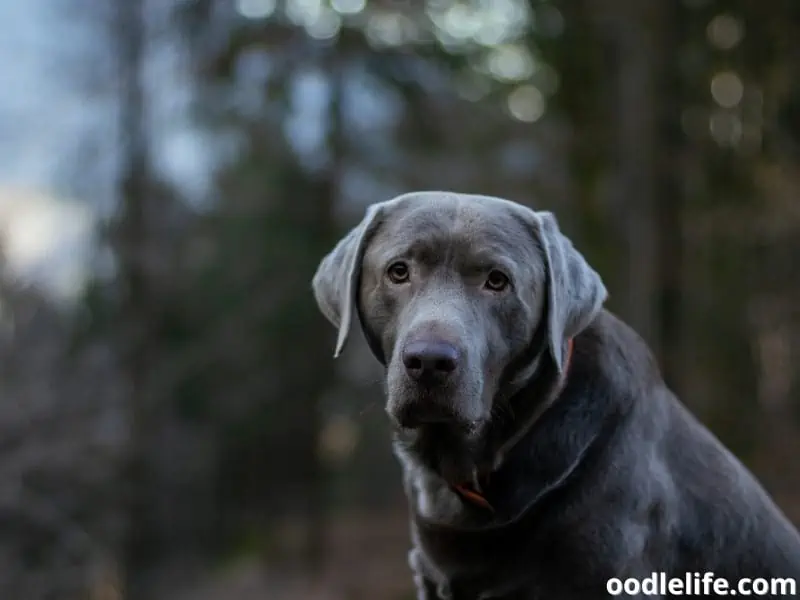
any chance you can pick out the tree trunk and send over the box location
[653,0,686,395]
[300,44,347,573]
[607,0,686,393]
[612,1,660,352]
[112,0,152,596]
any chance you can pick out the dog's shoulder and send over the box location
[583,310,800,576]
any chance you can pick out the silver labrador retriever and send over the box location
[312,191,800,599]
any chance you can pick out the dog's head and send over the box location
[313,192,606,440]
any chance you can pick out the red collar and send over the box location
[451,338,575,512]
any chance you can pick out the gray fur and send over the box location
[312,191,800,599]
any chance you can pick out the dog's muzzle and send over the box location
[389,337,471,428]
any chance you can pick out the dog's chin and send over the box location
[387,388,488,431]
[391,417,489,485]
[391,409,487,439]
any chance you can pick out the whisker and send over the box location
[358,401,380,417]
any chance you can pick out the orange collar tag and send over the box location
[451,338,575,512]
[564,337,574,372]
[452,483,494,512]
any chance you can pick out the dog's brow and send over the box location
[464,249,516,270]
[384,232,453,266]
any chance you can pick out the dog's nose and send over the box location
[402,340,460,383]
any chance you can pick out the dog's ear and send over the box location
[312,202,386,358]
[519,208,607,373]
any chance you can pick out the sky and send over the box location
[0,0,219,300]
[0,0,102,300]
[0,0,89,189]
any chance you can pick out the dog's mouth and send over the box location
[389,395,455,428]
[393,410,485,437]
[387,389,489,437]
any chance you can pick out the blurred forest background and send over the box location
[0,0,798,598]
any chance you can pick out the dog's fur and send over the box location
[312,192,800,599]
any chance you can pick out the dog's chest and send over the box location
[411,530,591,600]
[407,485,545,598]
[410,531,528,599]
[396,445,626,598]
[402,465,528,596]
[406,481,624,599]
[411,530,612,600]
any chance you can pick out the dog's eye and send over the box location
[484,270,510,292]
[387,261,410,284]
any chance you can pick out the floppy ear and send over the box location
[312,202,386,358]
[524,209,607,373]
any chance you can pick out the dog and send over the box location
[312,191,800,599]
